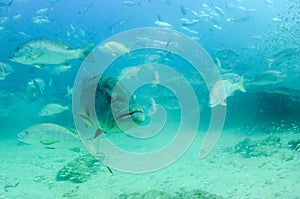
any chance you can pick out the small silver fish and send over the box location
[32,16,50,24]
[98,41,130,57]
[39,103,70,116]
[154,20,172,27]
[51,64,72,75]
[26,78,45,98]
[182,19,200,26]
[209,74,246,107]
[36,8,51,15]
[121,0,141,6]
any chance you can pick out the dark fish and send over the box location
[180,5,188,15]
[107,166,113,174]
[156,14,162,21]
[78,75,145,138]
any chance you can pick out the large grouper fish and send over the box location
[78,75,145,138]
[9,38,94,68]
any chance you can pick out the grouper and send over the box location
[78,75,145,138]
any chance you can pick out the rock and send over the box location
[119,189,224,199]
[173,189,224,199]
[56,154,101,183]
[234,135,282,158]
[119,192,142,199]
[119,190,171,199]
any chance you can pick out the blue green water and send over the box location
[0,0,300,198]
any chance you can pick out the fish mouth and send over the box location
[115,109,145,123]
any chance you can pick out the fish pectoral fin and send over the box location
[66,127,78,135]
[77,112,96,127]
[266,58,274,69]
[66,104,72,111]
[106,166,113,174]
[44,147,55,150]
[239,76,246,93]
[93,129,103,139]
[40,140,59,146]
[69,147,81,153]
[28,52,44,60]
[33,64,43,69]
[62,62,71,66]
[220,101,227,106]
[82,52,95,63]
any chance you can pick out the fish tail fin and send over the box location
[215,57,221,69]
[266,58,274,69]
[66,104,72,111]
[239,76,246,92]
[80,43,95,63]
[137,1,142,6]
[66,85,73,96]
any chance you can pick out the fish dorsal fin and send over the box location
[30,54,42,60]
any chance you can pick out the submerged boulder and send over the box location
[234,135,282,158]
[173,189,224,199]
[119,189,224,199]
[119,190,171,199]
[56,154,101,183]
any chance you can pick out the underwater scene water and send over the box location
[1,0,300,198]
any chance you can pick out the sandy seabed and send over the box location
[0,130,299,199]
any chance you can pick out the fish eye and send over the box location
[25,131,29,134]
